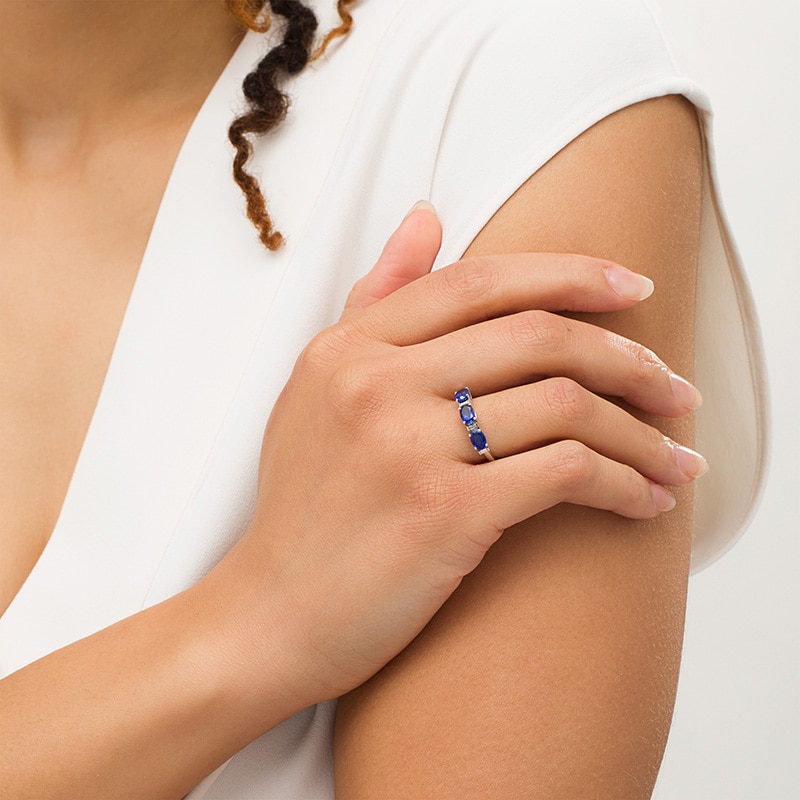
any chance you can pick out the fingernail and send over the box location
[650,483,677,512]
[603,265,655,301]
[670,441,709,478]
[405,200,436,219]
[669,374,703,410]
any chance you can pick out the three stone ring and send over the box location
[454,388,495,462]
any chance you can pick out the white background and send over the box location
[650,1,798,798]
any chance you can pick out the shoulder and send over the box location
[411,0,697,265]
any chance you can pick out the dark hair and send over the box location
[226,0,356,250]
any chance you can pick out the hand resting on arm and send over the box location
[335,95,704,800]
[0,165,702,797]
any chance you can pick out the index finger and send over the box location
[343,254,655,346]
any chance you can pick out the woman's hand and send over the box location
[0,201,705,800]
[218,203,706,708]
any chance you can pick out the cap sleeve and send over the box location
[419,0,767,571]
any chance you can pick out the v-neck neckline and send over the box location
[0,0,430,674]
[0,32,282,671]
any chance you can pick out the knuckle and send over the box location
[393,461,476,541]
[547,440,594,492]
[619,465,648,509]
[405,469,464,521]
[542,377,590,426]
[439,256,499,305]
[297,328,347,374]
[624,339,666,389]
[507,310,563,356]
[644,424,670,464]
[326,357,387,421]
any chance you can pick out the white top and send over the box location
[0,0,767,796]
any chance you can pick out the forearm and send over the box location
[0,563,300,800]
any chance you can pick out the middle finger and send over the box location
[413,309,701,417]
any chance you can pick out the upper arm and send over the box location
[334,95,703,798]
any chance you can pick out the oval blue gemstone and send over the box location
[455,389,471,404]
[460,404,476,423]
[469,430,488,451]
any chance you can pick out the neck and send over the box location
[0,0,243,162]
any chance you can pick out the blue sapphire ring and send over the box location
[454,388,495,461]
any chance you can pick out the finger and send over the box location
[341,202,442,318]
[448,379,707,486]
[348,253,654,344]
[416,310,701,417]
[472,440,677,533]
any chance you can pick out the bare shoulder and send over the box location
[334,96,703,799]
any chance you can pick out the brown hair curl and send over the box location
[227,1,357,250]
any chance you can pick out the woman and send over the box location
[0,0,765,797]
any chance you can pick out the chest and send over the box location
[0,17,438,666]
[0,129,185,615]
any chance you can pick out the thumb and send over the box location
[342,201,442,318]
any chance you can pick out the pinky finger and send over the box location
[483,440,677,532]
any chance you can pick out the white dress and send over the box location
[0,0,767,796]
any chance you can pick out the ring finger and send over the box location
[447,379,707,487]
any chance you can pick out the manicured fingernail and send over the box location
[650,483,677,512]
[603,265,654,301]
[670,442,709,478]
[669,374,703,410]
[405,200,436,218]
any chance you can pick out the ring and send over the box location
[454,388,495,461]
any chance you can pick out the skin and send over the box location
[0,1,704,798]
[335,95,703,799]
[0,0,246,613]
